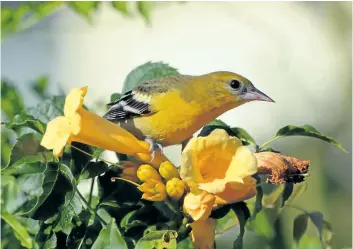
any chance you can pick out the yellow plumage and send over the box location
[104,71,273,147]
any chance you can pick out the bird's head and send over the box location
[203,71,274,104]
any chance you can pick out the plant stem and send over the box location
[76,187,107,226]
[259,136,280,151]
[88,177,95,206]
[70,144,122,168]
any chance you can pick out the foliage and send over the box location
[0,62,346,249]
[1,1,158,40]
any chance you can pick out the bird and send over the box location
[103,71,274,158]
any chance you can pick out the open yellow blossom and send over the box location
[183,190,215,221]
[166,178,185,200]
[137,164,162,182]
[40,86,166,166]
[120,161,140,182]
[180,129,257,206]
[159,161,180,180]
[138,180,167,201]
[190,218,216,249]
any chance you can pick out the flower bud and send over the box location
[166,178,185,200]
[120,161,139,182]
[159,161,179,180]
[138,180,167,201]
[137,164,162,182]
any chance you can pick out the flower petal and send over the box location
[183,191,215,221]
[64,86,87,117]
[214,176,256,205]
[226,146,258,181]
[41,116,71,157]
[190,218,216,249]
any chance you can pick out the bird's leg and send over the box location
[144,138,163,162]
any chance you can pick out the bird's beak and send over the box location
[243,88,275,102]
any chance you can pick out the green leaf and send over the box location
[43,233,57,249]
[135,230,178,249]
[1,80,24,120]
[1,175,21,213]
[70,142,93,178]
[17,162,59,215]
[111,2,129,15]
[177,237,194,249]
[231,127,257,147]
[231,202,250,249]
[215,209,238,234]
[91,219,128,249]
[54,194,82,235]
[122,61,179,94]
[31,76,49,99]
[321,220,333,247]
[16,217,40,236]
[7,113,46,134]
[67,1,99,21]
[263,125,347,152]
[293,214,309,243]
[1,212,33,248]
[247,211,275,239]
[29,2,62,18]
[199,120,232,137]
[136,1,154,23]
[25,96,65,123]
[307,212,324,240]
[2,133,46,171]
[281,182,294,207]
[283,182,307,207]
[110,93,121,103]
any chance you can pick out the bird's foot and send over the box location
[145,138,163,162]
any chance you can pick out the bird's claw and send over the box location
[145,138,163,162]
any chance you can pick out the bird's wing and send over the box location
[103,75,192,121]
[103,90,153,121]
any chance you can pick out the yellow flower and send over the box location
[40,87,166,166]
[159,161,180,180]
[190,218,216,249]
[180,129,257,206]
[138,180,167,201]
[137,164,162,182]
[183,190,215,221]
[166,178,185,201]
[120,161,139,182]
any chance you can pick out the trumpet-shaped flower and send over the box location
[183,190,215,221]
[40,87,167,166]
[138,180,167,201]
[137,164,162,182]
[190,218,216,249]
[159,161,180,180]
[180,129,257,207]
[166,178,185,200]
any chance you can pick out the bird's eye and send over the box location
[229,80,241,90]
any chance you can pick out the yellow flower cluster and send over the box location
[41,87,259,249]
[136,161,186,202]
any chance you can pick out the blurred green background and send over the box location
[1,1,351,249]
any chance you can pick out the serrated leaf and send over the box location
[111,2,129,15]
[25,96,65,123]
[231,127,257,147]
[293,214,309,243]
[136,1,154,23]
[67,1,99,21]
[281,182,294,207]
[91,219,128,249]
[1,80,24,120]
[269,125,347,152]
[7,113,46,134]
[122,61,179,94]
[231,202,250,249]
[1,212,33,248]
[135,230,178,249]
[2,133,45,171]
